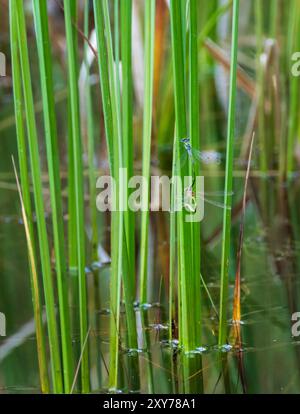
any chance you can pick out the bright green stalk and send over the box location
[63,0,89,393]
[9,0,49,393]
[114,0,121,117]
[119,0,140,389]
[170,0,195,351]
[14,0,63,393]
[136,1,156,387]
[169,137,177,342]
[121,0,136,301]
[67,1,78,272]
[93,0,124,391]
[170,0,188,349]
[140,0,156,305]
[189,0,201,344]
[218,0,240,346]
[32,0,73,392]
[67,104,77,271]
[84,1,98,262]
[103,0,125,391]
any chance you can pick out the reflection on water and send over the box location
[1,193,300,393]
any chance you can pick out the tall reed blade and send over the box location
[63,0,89,393]
[119,0,140,392]
[218,0,240,347]
[189,0,201,345]
[170,0,195,352]
[68,0,79,272]
[13,0,63,393]
[9,5,49,392]
[139,0,156,305]
[32,0,73,392]
[121,0,136,315]
[93,0,124,391]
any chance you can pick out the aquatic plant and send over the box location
[3,0,300,395]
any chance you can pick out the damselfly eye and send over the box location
[180,137,190,144]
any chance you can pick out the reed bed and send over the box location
[3,0,300,394]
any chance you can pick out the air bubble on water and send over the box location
[126,348,144,357]
[219,344,233,353]
[195,346,207,353]
[139,303,153,310]
[149,323,168,331]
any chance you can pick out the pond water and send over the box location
[1,165,300,393]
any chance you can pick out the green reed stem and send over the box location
[119,0,140,391]
[189,0,201,345]
[103,0,125,391]
[169,137,178,342]
[114,0,121,116]
[32,0,73,392]
[139,0,156,305]
[170,0,195,351]
[218,0,239,346]
[14,0,63,392]
[93,0,124,390]
[9,1,49,393]
[67,1,78,273]
[121,0,136,308]
[63,0,89,393]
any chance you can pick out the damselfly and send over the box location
[179,137,222,168]
[175,186,233,213]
